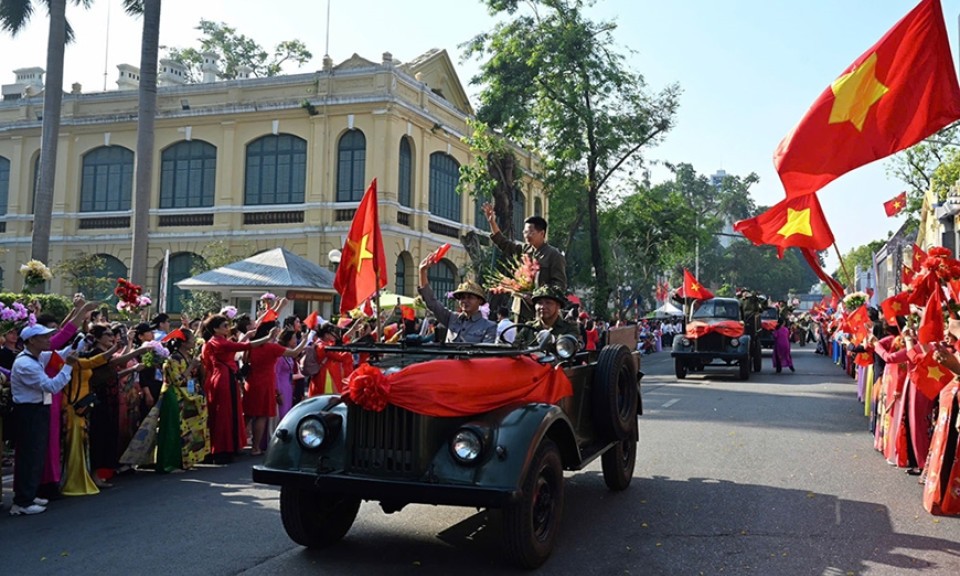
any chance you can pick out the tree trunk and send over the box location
[30,0,68,289]
[588,183,610,318]
[130,0,162,286]
[489,152,515,240]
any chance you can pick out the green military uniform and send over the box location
[517,285,582,347]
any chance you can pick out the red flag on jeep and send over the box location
[334,179,388,314]
[680,269,714,300]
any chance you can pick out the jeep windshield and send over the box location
[691,300,740,320]
[761,309,779,321]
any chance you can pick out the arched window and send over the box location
[80,146,134,212]
[244,134,306,205]
[398,137,413,208]
[474,196,490,232]
[427,259,457,303]
[395,255,406,297]
[160,252,204,314]
[0,156,9,216]
[512,190,526,237]
[429,152,460,222]
[88,254,128,302]
[535,197,543,218]
[337,130,366,202]
[160,140,217,208]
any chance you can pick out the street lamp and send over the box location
[328,248,342,266]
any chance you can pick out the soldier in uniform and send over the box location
[418,256,498,344]
[519,285,582,347]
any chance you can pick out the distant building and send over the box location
[0,50,547,316]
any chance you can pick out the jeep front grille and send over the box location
[347,404,420,476]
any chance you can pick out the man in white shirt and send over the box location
[496,306,516,344]
[10,324,75,516]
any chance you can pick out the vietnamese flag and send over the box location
[917,285,944,345]
[880,293,909,326]
[775,0,960,198]
[733,194,835,257]
[909,347,955,400]
[680,269,714,300]
[303,311,320,331]
[883,191,908,217]
[912,243,927,272]
[843,304,871,334]
[400,305,416,321]
[334,179,388,314]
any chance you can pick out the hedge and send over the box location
[0,292,73,323]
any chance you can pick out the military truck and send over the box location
[671,297,754,380]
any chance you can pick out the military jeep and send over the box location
[671,297,753,380]
[252,326,643,569]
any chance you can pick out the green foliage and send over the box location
[163,19,312,81]
[457,119,519,239]
[885,123,960,228]
[463,0,680,317]
[54,253,116,303]
[0,292,71,323]
[179,241,249,319]
[834,239,885,287]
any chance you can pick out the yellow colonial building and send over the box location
[0,49,546,316]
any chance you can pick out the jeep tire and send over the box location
[593,345,639,440]
[503,439,564,569]
[601,432,637,491]
[280,486,361,548]
[738,357,750,381]
[675,359,687,379]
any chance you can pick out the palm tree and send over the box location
[0,0,92,284]
[123,0,160,286]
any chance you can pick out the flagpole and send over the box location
[833,243,853,291]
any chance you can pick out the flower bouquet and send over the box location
[842,291,868,312]
[484,253,540,296]
[141,340,170,369]
[19,259,52,293]
[115,278,152,316]
[0,301,34,336]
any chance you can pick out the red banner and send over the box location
[685,320,745,339]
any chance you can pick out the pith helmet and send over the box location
[452,279,487,303]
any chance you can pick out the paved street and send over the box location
[2,346,959,575]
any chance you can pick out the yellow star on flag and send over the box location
[891,301,902,312]
[776,208,813,238]
[829,52,889,132]
[345,233,374,274]
[690,283,699,291]
[893,200,902,209]
[927,365,946,382]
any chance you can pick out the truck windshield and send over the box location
[761,309,779,320]
[691,300,740,320]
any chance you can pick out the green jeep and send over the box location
[252,326,643,569]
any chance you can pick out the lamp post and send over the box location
[328,249,341,316]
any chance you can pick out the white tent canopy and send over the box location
[652,302,683,317]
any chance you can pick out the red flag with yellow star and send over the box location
[880,292,908,326]
[909,346,954,400]
[883,191,907,217]
[733,194,835,257]
[775,0,960,198]
[334,179,387,314]
[680,269,714,300]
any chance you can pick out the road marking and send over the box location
[835,501,841,525]
[662,398,680,409]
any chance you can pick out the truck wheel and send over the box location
[593,345,639,440]
[675,360,687,379]
[738,358,750,381]
[601,432,637,491]
[280,486,360,548]
[503,439,564,569]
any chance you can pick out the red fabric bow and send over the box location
[344,363,391,412]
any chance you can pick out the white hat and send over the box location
[19,324,55,341]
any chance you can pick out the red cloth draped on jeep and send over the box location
[684,320,745,339]
[342,356,574,417]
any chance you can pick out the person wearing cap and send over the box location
[518,285,582,348]
[418,256,497,344]
[9,324,77,515]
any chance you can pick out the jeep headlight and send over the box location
[729,338,740,347]
[297,417,326,451]
[681,337,691,347]
[556,334,580,359]
[451,428,484,463]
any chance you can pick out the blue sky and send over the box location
[2,0,958,275]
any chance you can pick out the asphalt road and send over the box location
[2,346,959,575]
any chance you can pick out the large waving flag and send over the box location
[774,0,960,198]
[733,193,835,257]
[334,179,388,314]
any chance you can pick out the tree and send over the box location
[834,239,886,288]
[885,123,960,228]
[123,0,161,286]
[0,0,93,281]
[458,119,519,240]
[55,252,115,301]
[463,0,680,317]
[163,19,312,81]
[180,241,249,319]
